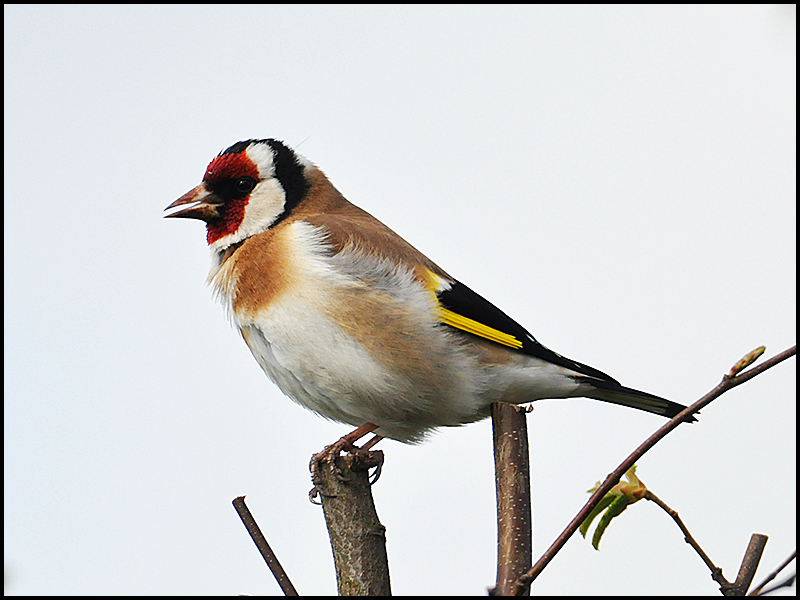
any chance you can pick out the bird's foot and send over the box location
[309,424,383,502]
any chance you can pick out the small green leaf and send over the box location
[592,495,632,550]
[582,466,648,550]
[580,495,616,538]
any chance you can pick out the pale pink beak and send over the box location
[164,184,224,222]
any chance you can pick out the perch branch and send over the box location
[312,450,390,595]
[490,402,532,596]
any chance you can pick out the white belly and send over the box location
[238,292,488,442]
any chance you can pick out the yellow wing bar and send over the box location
[437,306,523,350]
[421,268,524,350]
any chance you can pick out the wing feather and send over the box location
[435,278,619,382]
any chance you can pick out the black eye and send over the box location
[235,177,256,194]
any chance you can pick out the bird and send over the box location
[165,138,693,445]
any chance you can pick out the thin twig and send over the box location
[232,496,299,596]
[753,572,796,596]
[644,491,729,588]
[510,345,796,596]
[748,550,796,596]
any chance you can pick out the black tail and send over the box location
[584,378,696,421]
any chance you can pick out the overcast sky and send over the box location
[4,5,796,596]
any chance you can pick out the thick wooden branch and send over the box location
[490,402,532,596]
[722,534,768,596]
[313,451,391,596]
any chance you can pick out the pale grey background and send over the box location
[4,5,796,595]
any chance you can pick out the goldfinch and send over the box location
[165,139,692,443]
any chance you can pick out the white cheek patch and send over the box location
[208,178,287,253]
[239,179,286,235]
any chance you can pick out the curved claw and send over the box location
[308,486,323,505]
[368,453,384,485]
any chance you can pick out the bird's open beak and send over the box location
[164,184,224,222]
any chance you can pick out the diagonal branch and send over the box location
[509,345,796,596]
[748,550,796,596]
[233,496,299,596]
[644,490,729,588]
